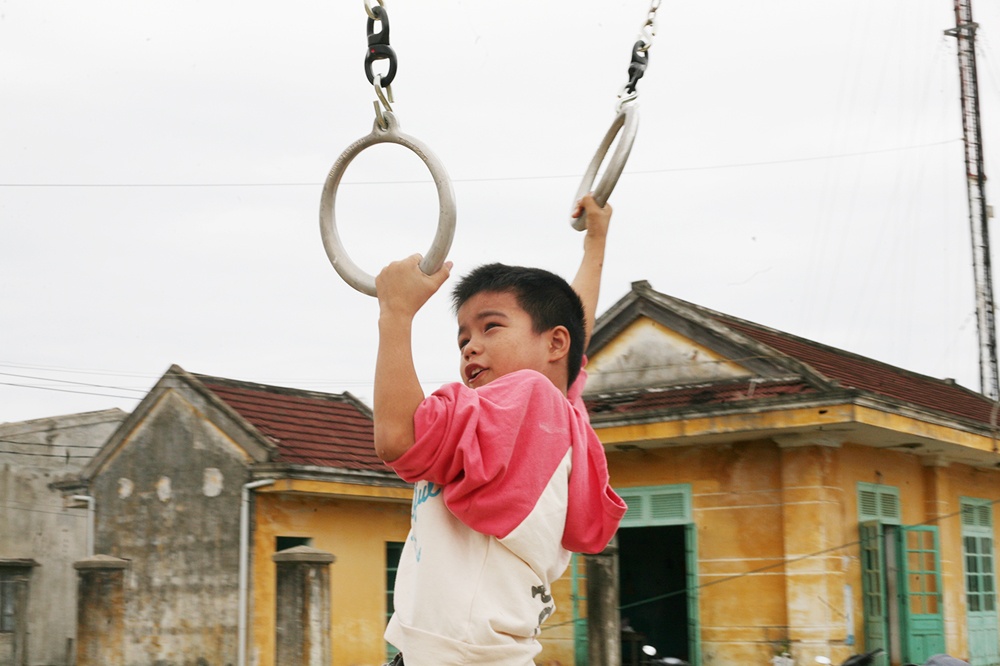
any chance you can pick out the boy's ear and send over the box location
[547,326,571,363]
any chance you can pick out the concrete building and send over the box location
[57,365,413,666]
[30,278,1000,666]
[0,408,127,666]
[585,281,1000,666]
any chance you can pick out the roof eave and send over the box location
[249,462,411,489]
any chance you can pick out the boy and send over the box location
[373,194,627,665]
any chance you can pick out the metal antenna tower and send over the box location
[946,0,998,399]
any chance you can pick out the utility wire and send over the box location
[0,371,147,394]
[0,138,961,189]
[542,496,1000,632]
[0,380,140,401]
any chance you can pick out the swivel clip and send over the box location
[365,3,397,87]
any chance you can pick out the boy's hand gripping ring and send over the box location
[570,103,639,230]
[320,111,456,297]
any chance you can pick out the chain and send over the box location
[364,0,397,129]
[363,0,383,19]
[620,0,662,102]
[637,0,661,52]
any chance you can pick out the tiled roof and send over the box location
[589,284,999,429]
[195,375,383,471]
[718,316,998,427]
[586,377,817,417]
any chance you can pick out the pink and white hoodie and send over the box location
[385,365,627,666]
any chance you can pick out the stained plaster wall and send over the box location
[0,409,126,666]
[92,391,251,665]
[606,438,1000,666]
[250,489,411,666]
[248,485,585,666]
[586,317,750,394]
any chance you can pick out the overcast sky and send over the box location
[2,0,1000,424]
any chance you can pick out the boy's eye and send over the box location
[484,322,500,331]
[458,337,469,350]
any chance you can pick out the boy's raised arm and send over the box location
[570,194,611,349]
[373,255,452,463]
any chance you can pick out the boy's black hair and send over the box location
[452,263,586,387]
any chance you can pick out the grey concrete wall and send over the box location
[92,391,247,665]
[74,556,128,666]
[273,547,335,666]
[0,409,126,666]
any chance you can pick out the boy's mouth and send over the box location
[465,364,486,384]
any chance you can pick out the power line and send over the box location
[0,371,147,394]
[0,138,962,189]
[0,361,158,379]
[0,445,98,459]
[0,380,140,401]
[0,418,125,440]
[543,496,1000,632]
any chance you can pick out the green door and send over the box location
[896,526,945,664]
[962,500,999,666]
[615,484,697,666]
[571,553,589,666]
[685,522,700,666]
[860,521,890,666]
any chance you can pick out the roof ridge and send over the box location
[193,373,352,401]
[714,311,987,398]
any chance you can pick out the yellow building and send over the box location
[583,281,1000,666]
[65,278,1000,666]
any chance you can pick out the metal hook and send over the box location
[616,87,639,112]
[372,74,394,130]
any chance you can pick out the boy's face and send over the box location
[456,290,556,389]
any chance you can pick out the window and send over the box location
[386,541,404,660]
[0,574,15,633]
[275,536,312,552]
[0,565,34,635]
[961,498,996,614]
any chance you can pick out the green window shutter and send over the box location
[618,484,692,527]
[857,483,901,525]
[960,500,994,531]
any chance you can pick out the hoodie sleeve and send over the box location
[562,361,628,553]
[388,365,627,553]
[388,370,577,540]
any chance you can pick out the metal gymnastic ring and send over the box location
[570,103,639,231]
[319,111,456,297]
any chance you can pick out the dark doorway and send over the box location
[619,525,690,664]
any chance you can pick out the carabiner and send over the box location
[625,40,649,94]
[365,4,397,86]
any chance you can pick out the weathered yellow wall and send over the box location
[247,480,584,666]
[251,486,410,666]
[608,440,790,666]
[537,572,579,665]
[243,431,1000,666]
[925,461,1000,661]
[606,436,1000,666]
